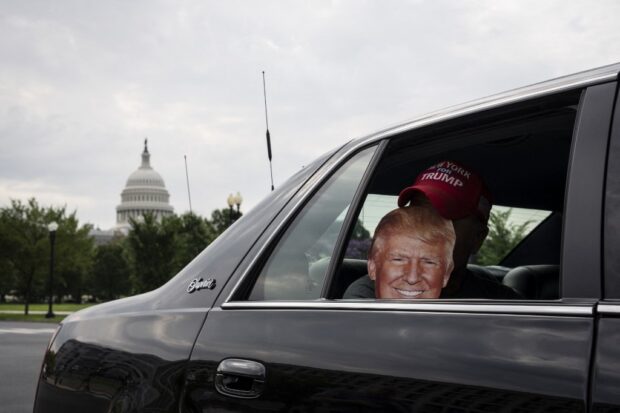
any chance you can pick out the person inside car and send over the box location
[368,204,456,299]
[344,160,522,299]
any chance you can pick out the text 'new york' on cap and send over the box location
[397,160,492,221]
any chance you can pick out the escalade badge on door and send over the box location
[187,277,216,293]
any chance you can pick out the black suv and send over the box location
[34,63,620,413]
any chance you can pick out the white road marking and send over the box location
[0,328,56,335]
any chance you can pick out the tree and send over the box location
[53,211,95,303]
[126,213,178,293]
[0,199,52,314]
[209,208,242,236]
[91,241,132,301]
[476,209,531,266]
[173,212,217,269]
[0,198,94,313]
[123,208,244,295]
[0,259,16,303]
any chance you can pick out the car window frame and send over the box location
[561,82,616,299]
[319,140,389,298]
[246,144,381,301]
[325,91,610,303]
[603,80,620,299]
[222,141,384,302]
[326,86,611,304]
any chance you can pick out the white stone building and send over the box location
[115,140,174,233]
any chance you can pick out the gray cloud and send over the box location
[1,0,619,228]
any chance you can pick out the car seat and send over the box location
[309,257,369,298]
[501,264,560,300]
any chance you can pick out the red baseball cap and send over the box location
[398,160,492,221]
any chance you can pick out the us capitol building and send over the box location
[90,140,174,244]
[115,139,174,232]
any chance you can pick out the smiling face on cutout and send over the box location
[368,206,455,299]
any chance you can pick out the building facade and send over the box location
[115,140,174,232]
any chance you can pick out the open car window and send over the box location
[334,92,581,301]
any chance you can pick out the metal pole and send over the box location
[262,71,275,191]
[45,230,56,318]
[184,155,193,213]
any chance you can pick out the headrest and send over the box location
[502,265,559,300]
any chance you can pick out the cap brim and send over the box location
[398,184,470,220]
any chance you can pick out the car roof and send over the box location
[345,63,620,212]
[353,62,620,146]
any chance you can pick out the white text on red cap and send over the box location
[434,161,472,179]
[421,172,464,187]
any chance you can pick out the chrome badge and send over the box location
[187,277,216,293]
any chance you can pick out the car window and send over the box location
[334,95,580,301]
[247,146,377,300]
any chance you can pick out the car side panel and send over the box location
[33,310,205,413]
[592,316,620,412]
[184,307,592,412]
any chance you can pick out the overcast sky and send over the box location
[1,1,619,229]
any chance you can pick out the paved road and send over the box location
[0,321,57,413]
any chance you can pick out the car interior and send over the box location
[328,91,582,300]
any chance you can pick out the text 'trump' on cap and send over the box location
[397,160,492,221]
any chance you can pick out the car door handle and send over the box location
[215,358,266,399]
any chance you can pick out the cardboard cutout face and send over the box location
[369,229,454,299]
[367,207,456,299]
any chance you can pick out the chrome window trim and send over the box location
[221,300,593,316]
[64,307,211,323]
[598,303,620,315]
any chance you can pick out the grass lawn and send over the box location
[0,303,94,312]
[0,303,95,323]
[0,313,67,323]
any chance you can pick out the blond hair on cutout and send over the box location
[369,205,456,262]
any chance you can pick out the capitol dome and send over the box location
[116,140,174,231]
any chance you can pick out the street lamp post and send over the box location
[233,192,243,216]
[227,193,235,227]
[226,192,243,227]
[45,221,58,319]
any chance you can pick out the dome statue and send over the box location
[115,139,174,232]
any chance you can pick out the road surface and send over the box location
[0,321,56,413]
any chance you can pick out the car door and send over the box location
[182,82,614,413]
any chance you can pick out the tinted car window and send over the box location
[248,145,377,300]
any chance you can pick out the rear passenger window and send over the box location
[335,94,581,301]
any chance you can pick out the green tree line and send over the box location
[476,208,531,266]
[0,198,241,313]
